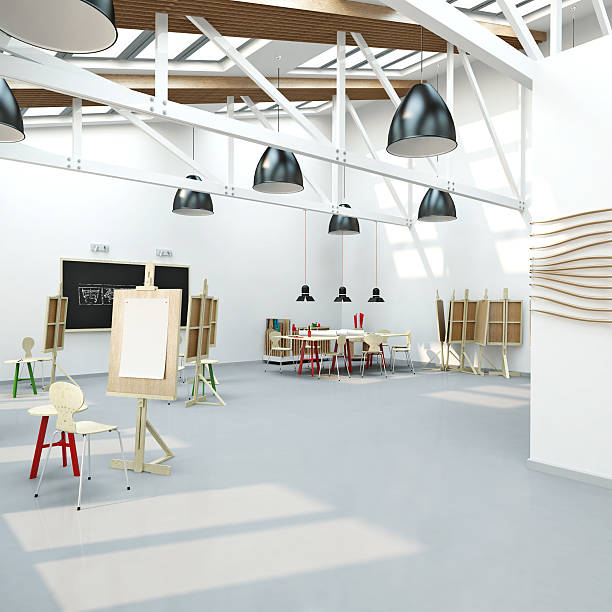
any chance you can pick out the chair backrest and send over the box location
[376,329,390,345]
[364,333,382,352]
[269,330,282,349]
[50,382,84,433]
[22,336,35,358]
[404,330,412,348]
[337,334,347,351]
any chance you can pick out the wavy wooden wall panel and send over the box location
[530,209,612,323]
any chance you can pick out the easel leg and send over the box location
[133,398,147,473]
[27,363,37,395]
[207,364,216,391]
[146,420,174,459]
[29,416,49,479]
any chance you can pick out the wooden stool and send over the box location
[191,359,219,395]
[27,403,87,479]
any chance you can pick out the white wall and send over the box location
[530,35,612,480]
[0,116,341,379]
[339,62,531,372]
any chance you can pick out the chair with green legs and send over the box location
[4,337,51,399]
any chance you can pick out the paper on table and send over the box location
[119,298,169,379]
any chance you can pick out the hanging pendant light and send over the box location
[253,63,304,194]
[0,79,25,143]
[172,128,214,216]
[328,165,360,235]
[368,222,385,302]
[418,188,456,222]
[333,235,352,302]
[387,27,456,158]
[0,0,118,54]
[297,211,315,301]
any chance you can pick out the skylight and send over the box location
[188,37,250,61]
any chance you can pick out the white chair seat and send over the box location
[74,420,117,435]
[201,358,219,364]
[28,403,88,417]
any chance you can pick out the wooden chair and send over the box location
[360,333,387,378]
[320,334,350,380]
[265,331,292,373]
[391,331,416,374]
[34,382,130,511]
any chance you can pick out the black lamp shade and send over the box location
[387,83,457,158]
[328,203,360,235]
[418,188,457,222]
[253,147,304,194]
[0,79,25,143]
[172,175,214,216]
[296,284,315,302]
[368,287,385,303]
[0,0,117,54]
[333,286,352,303]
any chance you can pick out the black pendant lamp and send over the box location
[387,28,456,158]
[368,222,385,302]
[328,166,360,235]
[172,129,214,216]
[253,65,303,194]
[0,0,118,54]
[334,286,351,302]
[0,79,25,143]
[297,211,315,301]
[418,188,456,222]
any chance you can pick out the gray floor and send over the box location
[1,361,612,611]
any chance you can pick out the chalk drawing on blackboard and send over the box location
[78,284,136,306]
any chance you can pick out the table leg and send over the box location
[29,416,49,479]
[310,344,314,377]
[314,345,320,374]
[26,362,37,395]
[298,342,306,375]
[67,433,80,477]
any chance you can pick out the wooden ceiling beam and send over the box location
[11,75,419,108]
[112,0,545,52]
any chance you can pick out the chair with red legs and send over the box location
[27,401,88,479]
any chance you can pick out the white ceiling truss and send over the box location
[0,0,610,227]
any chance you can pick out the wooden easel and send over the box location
[107,262,181,476]
[446,290,478,375]
[42,284,77,389]
[185,279,225,407]
[424,291,448,370]
[487,289,523,379]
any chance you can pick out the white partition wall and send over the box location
[530,35,612,483]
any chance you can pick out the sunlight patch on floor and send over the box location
[422,390,527,409]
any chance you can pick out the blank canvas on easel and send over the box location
[119,298,169,379]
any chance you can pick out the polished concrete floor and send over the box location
[1,361,612,611]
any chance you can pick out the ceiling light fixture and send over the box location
[0,0,118,54]
[297,210,315,301]
[0,79,25,143]
[418,188,456,222]
[387,26,457,158]
[368,222,385,302]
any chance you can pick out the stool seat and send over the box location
[28,403,88,417]
[201,358,219,364]
[74,421,117,435]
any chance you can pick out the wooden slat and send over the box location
[11,75,418,107]
[111,0,545,52]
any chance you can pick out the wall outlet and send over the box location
[90,243,109,253]
[156,248,173,257]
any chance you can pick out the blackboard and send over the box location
[61,259,190,330]
[62,259,145,330]
[154,265,189,326]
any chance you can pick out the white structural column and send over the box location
[550,0,563,54]
[497,0,544,60]
[71,98,82,168]
[241,95,330,203]
[520,84,528,203]
[226,96,234,196]
[154,13,168,105]
[346,97,408,219]
[460,51,521,201]
[115,108,219,182]
[591,0,612,35]
[0,41,521,211]
[187,15,328,143]
[379,0,535,87]
[333,31,346,207]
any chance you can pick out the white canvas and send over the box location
[118,298,169,379]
